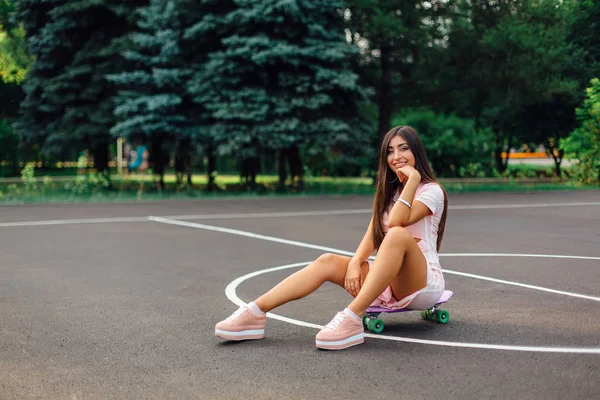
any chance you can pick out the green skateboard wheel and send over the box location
[367,318,384,333]
[435,309,450,324]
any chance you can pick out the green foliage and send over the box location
[6,0,597,186]
[15,164,53,196]
[568,0,600,86]
[560,78,600,184]
[13,0,70,154]
[109,0,221,184]
[20,162,36,190]
[0,0,30,83]
[109,0,196,142]
[63,172,110,196]
[392,109,494,178]
[504,164,556,179]
[191,0,372,158]
[14,0,147,171]
[431,0,579,172]
[345,0,455,138]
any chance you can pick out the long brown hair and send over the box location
[372,126,448,251]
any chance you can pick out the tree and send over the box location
[191,0,371,190]
[515,94,579,177]
[109,0,199,189]
[177,0,236,191]
[431,0,579,172]
[48,0,148,173]
[15,0,147,172]
[345,0,455,146]
[568,0,600,87]
[13,0,68,166]
[561,78,600,184]
[1,1,34,175]
[393,109,495,177]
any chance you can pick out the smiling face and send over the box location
[374,125,446,251]
[386,135,416,175]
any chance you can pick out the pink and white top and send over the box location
[382,182,445,262]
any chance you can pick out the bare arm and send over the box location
[388,167,432,228]
[345,217,376,297]
[350,217,376,264]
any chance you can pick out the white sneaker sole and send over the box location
[315,333,364,350]
[215,328,264,341]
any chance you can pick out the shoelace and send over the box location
[227,306,247,322]
[324,312,347,331]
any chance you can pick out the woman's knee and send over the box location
[314,253,347,281]
[316,253,338,265]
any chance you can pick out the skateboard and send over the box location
[362,290,453,333]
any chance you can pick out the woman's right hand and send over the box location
[344,258,365,297]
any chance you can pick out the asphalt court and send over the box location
[1,190,599,399]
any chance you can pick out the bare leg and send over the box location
[347,227,427,316]
[254,253,368,313]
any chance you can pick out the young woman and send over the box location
[215,126,448,350]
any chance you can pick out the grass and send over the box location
[0,171,596,205]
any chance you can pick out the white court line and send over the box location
[443,253,600,261]
[440,270,600,302]
[225,262,600,354]
[175,201,600,219]
[149,216,359,255]
[162,209,370,220]
[159,201,600,220]
[449,201,600,210]
[0,216,149,227]
[149,217,600,302]
[2,200,600,227]
[0,211,366,227]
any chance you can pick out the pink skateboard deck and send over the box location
[365,290,453,314]
[363,290,453,332]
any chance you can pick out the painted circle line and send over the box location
[225,255,600,354]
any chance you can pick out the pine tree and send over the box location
[190,0,371,189]
[180,0,237,190]
[109,0,200,188]
[13,0,69,164]
[109,0,233,189]
[48,0,148,172]
[15,0,147,172]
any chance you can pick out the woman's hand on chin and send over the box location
[396,165,421,182]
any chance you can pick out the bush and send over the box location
[560,78,600,184]
[391,109,495,178]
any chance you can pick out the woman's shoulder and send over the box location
[415,182,445,214]
[418,181,443,193]
[417,182,444,200]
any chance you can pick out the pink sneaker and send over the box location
[315,311,364,350]
[215,305,266,341]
